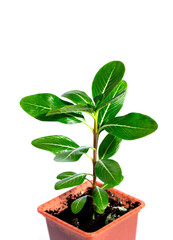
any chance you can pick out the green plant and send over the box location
[20,61,158,216]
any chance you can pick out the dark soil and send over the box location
[45,188,140,232]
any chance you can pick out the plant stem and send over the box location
[93,112,98,189]
[92,211,96,220]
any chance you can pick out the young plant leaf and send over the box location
[99,134,122,160]
[31,135,79,155]
[95,159,124,186]
[101,183,115,189]
[54,173,87,190]
[20,93,84,124]
[96,90,126,111]
[98,80,127,126]
[56,171,76,179]
[92,61,125,105]
[62,90,94,106]
[47,104,94,116]
[93,186,109,211]
[71,196,88,214]
[102,112,158,140]
[54,146,90,162]
[93,204,105,214]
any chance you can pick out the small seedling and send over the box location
[20,61,158,216]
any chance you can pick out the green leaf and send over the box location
[20,93,84,124]
[98,80,127,126]
[62,90,94,106]
[54,173,86,190]
[101,183,115,189]
[31,135,79,155]
[54,146,90,162]
[97,90,126,111]
[92,61,125,105]
[95,159,124,186]
[71,196,88,214]
[94,204,105,214]
[102,113,158,140]
[99,134,122,160]
[56,171,76,179]
[93,186,109,210]
[47,104,94,116]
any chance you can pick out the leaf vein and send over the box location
[104,123,150,130]
[99,82,123,126]
[57,174,85,187]
[98,161,116,182]
[101,138,115,159]
[22,102,51,110]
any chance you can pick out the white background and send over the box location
[0,1,173,240]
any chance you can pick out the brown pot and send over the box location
[38,181,145,240]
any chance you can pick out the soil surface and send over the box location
[45,188,140,232]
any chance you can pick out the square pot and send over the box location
[38,181,145,240]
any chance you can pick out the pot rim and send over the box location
[38,181,145,237]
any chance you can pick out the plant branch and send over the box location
[98,125,105,133]
[86,178,93,186]
[82,120,94,132]
[90,146,96,150]
[88,112,95,119]
[93,111,98,189]
[86,173,94,177]
[85,153,93,162]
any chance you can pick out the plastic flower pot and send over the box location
[38,181,145,240]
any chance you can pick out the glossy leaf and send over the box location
[97,90,126,111]
[101,183,115,189]
[47,104,94,116]
[95,159,124,186]
[102,113,158,140]
[54,146,89,162]
[94,204,105,214]
[93,186,109,210]
[54,173,86,190]
[71,196,88,214]
[99,134,122,160]
[98,80,127,127]
[92,61,125,105]
[56,171,76,179]
[62,90,94,106]
[31,135,79,155]
[20,93,84,124]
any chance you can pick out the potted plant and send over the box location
[20,61,158,240]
